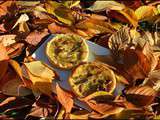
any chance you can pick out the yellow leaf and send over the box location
[135,6,158,21]
[118,7,138,27]
[24,61,56,80]
[88,1,125,12]
[23,61,58,96]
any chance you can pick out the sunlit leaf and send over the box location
[135,5,159,21]
[54,6,75,26]
[118,7,138,27]
[12,14,29,30]
[0,35,16,47]
[62,0,80,8]
[23,61,58,96]
[24,61,56,80]
[16,1,40,6]
[88,1,125,11]
[108,26,131,58]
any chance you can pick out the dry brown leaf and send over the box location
[56,84,73,113]
[6,43,25,58]
[0,67,31,96]
[125,86,156,106]
[122,48,151,82]
[27,105,52,118]
[81,91,123,118]
[0,61,8,81]
[48,22,75,34]
[25,29,49,46]
[9,59,30,86]
[108,26,131,58]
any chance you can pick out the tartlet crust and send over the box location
[68,62,117,98]
[46,34,89,70]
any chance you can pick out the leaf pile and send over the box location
[0,0,160,119]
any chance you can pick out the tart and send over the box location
[46,34,89,69]
[69,62,116,97]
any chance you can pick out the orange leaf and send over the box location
[125,86,156,106]
[56,84,73,113]
[0,42,9,61]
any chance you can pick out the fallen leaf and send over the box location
[6,43,25,58]
[106,109,153,119]
[25,29,49,46]
[0,23,7,33]
[0,97,16,107]
[108,26,131,59]
[56,84,73,113]
[122,48,151,82]
[12,14,29,30]
[62,0,80,8]
[69,110,89,119]
[0,34,16,47]
[23,61,58,96]
[143,69,160,91]
[135,5,158,21]
[27,107,52,118]
[125,86,156,106]
[0,61,8,80]
[88,1,125,12]
[107,7,138,27]
[0,1,13,18]
[119,0,142,10]
[45,1,75,26]
[0,66,31,96]
[16,1,40,6]
[54,5,75,26]
[82,91,119,115]
[118,7,138,27]
[0,43,9,61]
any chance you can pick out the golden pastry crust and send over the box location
[69,62,116,98]
[46,34,89,69]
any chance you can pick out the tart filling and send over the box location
[69,62,116,97]
[46,34,89,69]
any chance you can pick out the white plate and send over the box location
[32,34,112,110]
